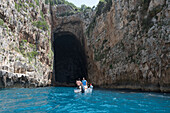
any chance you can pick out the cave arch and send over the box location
[53,32,87,86]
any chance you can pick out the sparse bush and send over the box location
[32,21,49,31]
[15,3,22,12]
[29,43,36,49]
[45,0,49,4]
[96,1,105,16]
[23,39,27,43]
[19,40,27,56]
[29,3,35,8]
[35,0,39,6]
[27,51,38,62]
[96,0,112,17]
[0,19,4,26]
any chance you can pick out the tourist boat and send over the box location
[74,86,93,93]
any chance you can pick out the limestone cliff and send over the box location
[0,0,53,88]
[86,0,170,92]
[0,0,169,92]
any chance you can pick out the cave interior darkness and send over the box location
[53,32,87,86]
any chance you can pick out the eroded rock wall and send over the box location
[51,4,94,85]
[86,0,170,92]
[0,0,53,88]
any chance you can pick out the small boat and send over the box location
[74,86,93,93]
[85,88,93,93]
[74,89,81,93]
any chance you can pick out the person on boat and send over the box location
[81,77,87,93]
[82,77,88,91]
[90,83,93,89]
[76,78,81,89]
[82,77,87,86]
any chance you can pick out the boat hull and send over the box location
[74,88,93,93]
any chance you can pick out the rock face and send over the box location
[51,5,94,86]
[50,1,170,92]
[85,0,170,92]
[0,0,52,88]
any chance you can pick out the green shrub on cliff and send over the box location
[48,50,54,61]
[29,3,35,8]
[15,2,22,12]
[96,0,105,16]
[27,51,38,62]
[63,0,78,10]
[46,0,79,10]
[94,52,105,61]
[40,11,44,18]
[40,11,46,21]
[19,40,27,56]
[79,4,91,12]
[35,0,39,6]
[32,21,49,31]
[45,0,49,4]
[96,0,112,17]
[23,40,27,43]
[19,40,38,62]
[29,43,36,49]
[86,0,112,37]
[0,19,4,26]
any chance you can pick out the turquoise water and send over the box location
[0,87,169,113]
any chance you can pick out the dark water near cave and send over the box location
[0,87,170,113]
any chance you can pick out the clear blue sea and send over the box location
[0,87,169,113]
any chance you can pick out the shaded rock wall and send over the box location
[0,0,53,88]
[53,33,87,86]
[51,5,94,85]
[86,0,170,92]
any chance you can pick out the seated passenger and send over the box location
[76,78,81,89]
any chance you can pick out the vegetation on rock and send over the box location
[96,0,112,17]
[0,19,4,26]
[32,21,49,31]
[86,0,112,37]
[46,0,92,16]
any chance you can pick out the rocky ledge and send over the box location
[0,70,50,88]
[0,62,51,88]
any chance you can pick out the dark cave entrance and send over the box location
[53,32,87,86]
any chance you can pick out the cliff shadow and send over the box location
[52,32,87,86]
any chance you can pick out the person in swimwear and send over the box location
[76,78,81,89]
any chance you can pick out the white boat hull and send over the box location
[74,88,93,93]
